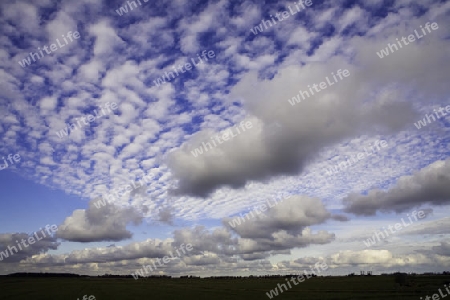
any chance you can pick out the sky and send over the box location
[0,0,449,277]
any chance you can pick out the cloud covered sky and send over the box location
[0,0,449,277]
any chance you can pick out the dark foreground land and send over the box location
[1,275,450,300]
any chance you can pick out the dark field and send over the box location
[1,275,449,300]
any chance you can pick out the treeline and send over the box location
[1,271,449,278]
[2,272,88,277]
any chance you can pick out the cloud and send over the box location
[56,198,143,242]
[344,159,450,215]
[157,206,175,225]
[0,231,59,263]
[167,55,420,197]
[400,216,450,236]
[331,214,350,222]
[223,196,331,239]
[173,226,237,256]
[432,242,450,256]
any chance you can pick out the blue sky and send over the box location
[0,0,449,277]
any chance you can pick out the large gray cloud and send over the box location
[218,196,336,255]
[223,195,331,238]
[56,198,143,242]
[344,159,450,215]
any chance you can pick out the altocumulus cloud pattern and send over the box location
[0,0,449,296]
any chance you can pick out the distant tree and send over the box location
[394,272,408,286]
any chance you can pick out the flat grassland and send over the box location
[0,275,449,300]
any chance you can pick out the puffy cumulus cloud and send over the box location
[172,226,237,255]
[223,196,332,239]
[171,223,330,260]
[344,159,450,215]
[157,206,175,225]
[170,197,335,258]
[237,228,334,256]
[27,239,175,266]
[64,239,172,264]
[183,252,222,266]
[0,232,59,263]
[56,198,143,242]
